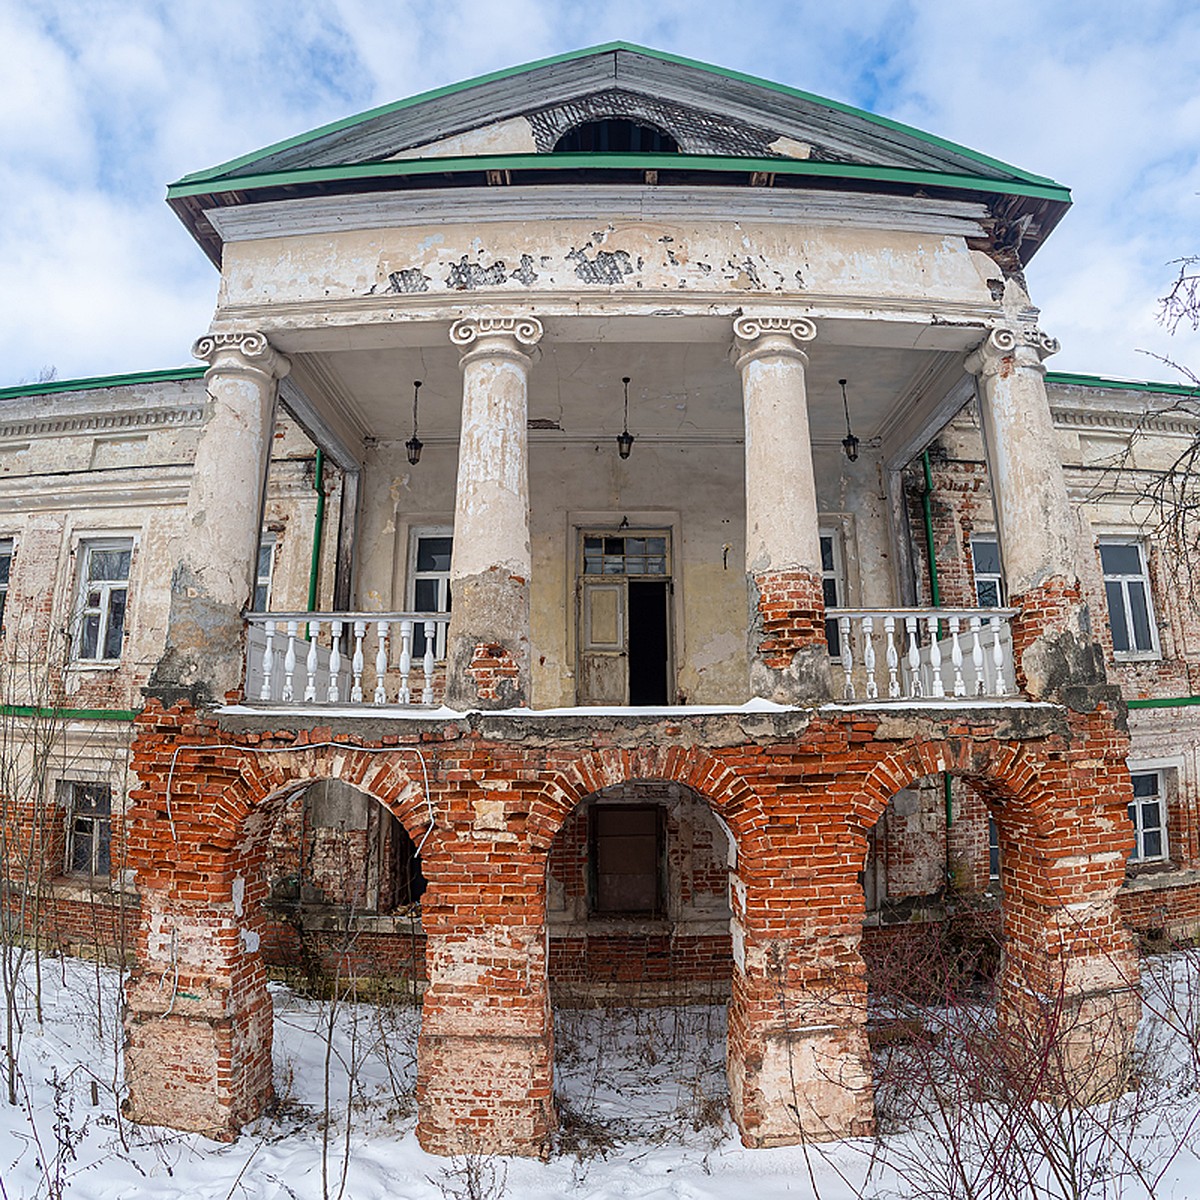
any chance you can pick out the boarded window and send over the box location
[590,804,663,916]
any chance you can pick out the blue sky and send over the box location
[3,0,1199,385]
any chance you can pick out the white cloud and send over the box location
[2,0,1198,385]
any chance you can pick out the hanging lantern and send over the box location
[616,375,635,459]
[406,380,423,465]
[839,378,859,462]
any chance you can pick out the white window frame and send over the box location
[252,534,277,613]
[62,780,113,879]
[1099,538,1160,660]
[820,528,847,658]
[970,536,1005,609]
[407,526,453,660]
[1125,766,1170,864]
[73,538,133,663]
[0,538,12,631]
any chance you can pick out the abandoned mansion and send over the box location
[3,43,1200,1154]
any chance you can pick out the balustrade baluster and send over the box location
[949,616,966,697]
[423,621,437,705]
[970,617,985,696]
[351,620,366,703]
[884,615,901,698]
[327,620,343,702]
[398,619,414,703]
[839,615,855,699]
[862,615,877,699]
[906,615,922,697]
[374,620,389,704]
[282,620,299,702]
[991,615,1010,695]
[927,614,944,697]
[259,621,276,701]
[304,622,320,701]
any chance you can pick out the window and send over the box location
[252,536,276,612]
[554,119,679,153]
[821,532,845,656]
[74,539,132,661]
[0,539,12,629]
[987,815,1001,881]
[971,538,1004,608]
[1128,771,1168,862]
[409,528,452,659]
[64,782,112,878]
[590,804,664,916]
[1100,541,1158,657]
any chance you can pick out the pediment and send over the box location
[181,43,1055,189]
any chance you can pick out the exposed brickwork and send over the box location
[120,690,1138,1154]
[466,643,521,704]
[751,568,828,668]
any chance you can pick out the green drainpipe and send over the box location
[306,450,325,631]
[921,450,955,886]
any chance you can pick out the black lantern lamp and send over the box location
[406,380,423,465]
[616,375,635,459]
[839,378,859,463]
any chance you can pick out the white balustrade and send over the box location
[828,607,1019,702]
[246,612,451,707]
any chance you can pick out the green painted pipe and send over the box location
[307,449,325,614]
[922,450,955,880]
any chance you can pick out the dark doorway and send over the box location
[628,580,670,704]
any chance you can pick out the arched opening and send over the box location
[546,779,734,1142]
[553,118,680,153]
[861,773,1003,1011]
[259,778,427,997]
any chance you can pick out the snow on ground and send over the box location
[0,952,1198,1199]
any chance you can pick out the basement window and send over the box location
[590,804,664,917]
[554,119,679,154]
[1128,771,1168,863]
[64,782,112,879]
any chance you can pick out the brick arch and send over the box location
[852,736,1056,843]
[184,743,433,857]
[526,745,763,856]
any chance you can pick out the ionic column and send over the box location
[148,331,289,707]
[732,315,833,703]
[444,316,543,710]
[966,326,1108,704]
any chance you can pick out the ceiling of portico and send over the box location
[294,336,967,464]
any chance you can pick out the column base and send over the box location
[730,1022,873,1145]
[124,973,274,1140]
[417,1032,555,1156]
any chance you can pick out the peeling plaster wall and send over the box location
[217,217,998,310]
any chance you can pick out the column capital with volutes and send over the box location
[731,314,817,372]
[191,330,290,384]
[449,315,544,368]
[965,324,1060,381]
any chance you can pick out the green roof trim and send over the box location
[172,42,1064,192]
[1126,696,1200,709]
[1046,371,1200,398]
[0,366,205,401]
[0,705,139,722]
[167,150,1071,206]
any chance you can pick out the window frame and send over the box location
[407,526,453,660]
[62,780,113,880]
[588,802,666,918]
[1099,538,1160,660]
[970,536,1006,609]
[72,537,134,663]
[820,529,847,658]
[252,534,277,613]
[1126,767,1170,864]
[0,537,13,631]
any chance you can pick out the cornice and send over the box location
[0,404,206,444]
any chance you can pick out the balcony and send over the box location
[242,606,1021,710]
